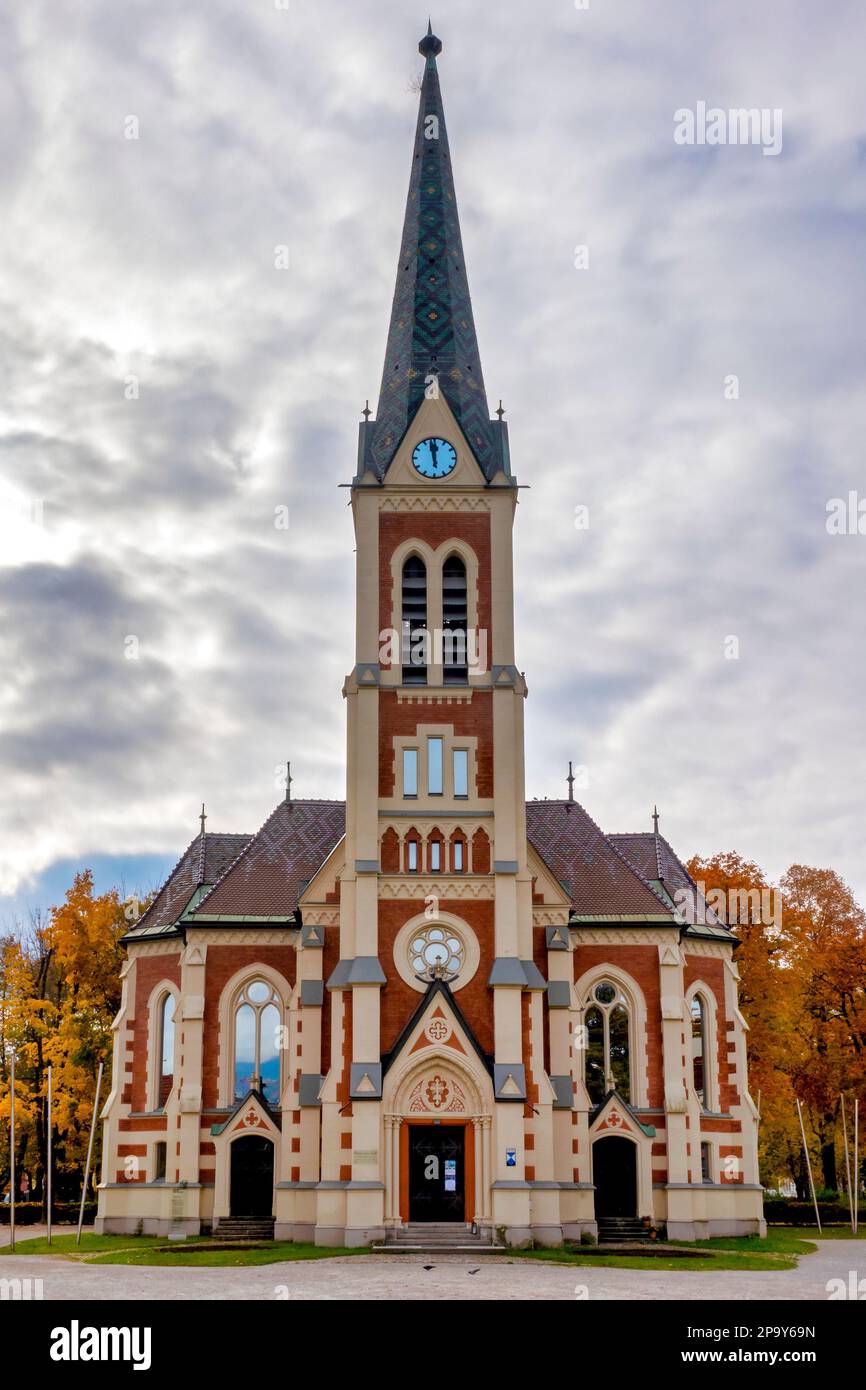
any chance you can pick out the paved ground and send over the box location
[1,1239,862,1300]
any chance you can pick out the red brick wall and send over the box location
[128,954,182,1112]
[378,690,493,797]
[378,899,495,1054]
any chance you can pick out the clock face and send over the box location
[412,437,457,479]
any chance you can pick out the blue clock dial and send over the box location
[412,437,457,479]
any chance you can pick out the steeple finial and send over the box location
[285,761,293,806]
[197,803,207,884]
[419,20,442,58]
[566,762,575,803]
[652,804,660,835]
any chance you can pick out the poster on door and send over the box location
[444,1158,457,1192]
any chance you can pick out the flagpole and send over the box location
[9,1050,15,1254]
[47,1064,53,1247]
[76,1062,103,1247]
[855,1099,859,1236]
[841,1093,854,1235]
[796,1096,821,1234]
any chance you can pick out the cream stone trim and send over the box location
[682,940,735,961]
[378,876,493,900]
[378,495,490,512]
[392,910,481,994]
[184,927,298,947]
[216,963,294,1109]
[589,1126,652,1220]
[574,963,649,1109]
[300,908,340,928]
[394,690,475,703]
[211,1099,281,1222]
[125,940,183,960]
[387,722,482,808]
[532,908,571,927]
[571,927,680,947]
[145,980,180,1114]
[297,834,346,908]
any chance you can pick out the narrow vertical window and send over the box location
[453,748,469,798]
[700,1142,712,1184]
[442,554,468,683]
[159,994,175,1108]
[584,1007,606,1105]
[154,1141,167,1182]
[427,737,443,794]
[691,996,707,1107]
[407,839,419,872]
[403,747,418,797]
[401,555,427,684]
[452,839,464,872]
[430,839,441,872]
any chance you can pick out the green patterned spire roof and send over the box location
[367,27,503,480]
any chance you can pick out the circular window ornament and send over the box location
[594,981,617,1005]
[409,925,465,982]
[393,913,480,994]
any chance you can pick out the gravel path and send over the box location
[1,1240,862,1301]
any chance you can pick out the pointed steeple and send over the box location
[366,26,501,479]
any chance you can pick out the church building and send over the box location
[96,28,764,1247]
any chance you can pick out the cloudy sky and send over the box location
[2,0,865,926]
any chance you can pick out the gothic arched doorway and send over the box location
[230,1135,274,1217]
[592,1136,637,1219]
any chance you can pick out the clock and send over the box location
[412,437,457,479]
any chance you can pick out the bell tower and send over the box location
[321,24,536,1245]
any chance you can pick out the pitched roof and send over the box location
[123,832,251,939]
[125,799,724,939]
[189,799,345,920]
[525,800,673,920]
[608,832,731,936]
[364,26,506,480]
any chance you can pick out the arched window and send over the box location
[234,980,283,1106]
[158,993,176,1108]
[690,995,709,1108]
[583,980,631,1104]
[442,554,468,684]
[401,555,427,684]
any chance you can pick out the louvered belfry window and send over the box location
[442,554,468,683]
[402,554,427,684]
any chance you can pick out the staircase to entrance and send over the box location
[377,1222,502,1252]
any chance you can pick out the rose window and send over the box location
[409,926,464,981]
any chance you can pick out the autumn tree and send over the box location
[780,864,866,1191]
[0,872,129,1208]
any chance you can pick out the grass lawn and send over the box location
[0,1232,360,1267]
[1,1223,859,1271]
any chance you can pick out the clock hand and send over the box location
[429,439,439,471]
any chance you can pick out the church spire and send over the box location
[367,26,499,479]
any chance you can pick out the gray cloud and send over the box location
[1,1,865,907]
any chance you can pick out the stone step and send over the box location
[214,1218,276,1242]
